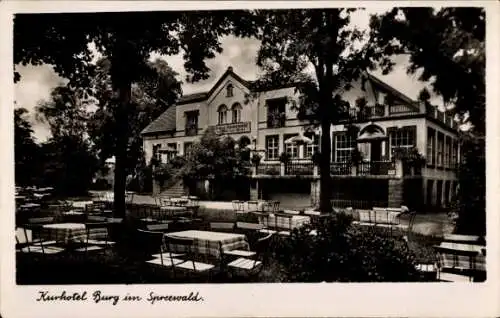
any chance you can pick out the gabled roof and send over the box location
[366,73,419,109]
[141,106,176,135]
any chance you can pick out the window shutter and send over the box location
[386,127,397,159]
[331,132,338,162]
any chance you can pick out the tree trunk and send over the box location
[113,85,131,218]
[319,117,332,213]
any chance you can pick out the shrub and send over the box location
[273,213,420,282]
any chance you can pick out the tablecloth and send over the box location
[166,230,249,258]
[257,214,310,230]
[41,223,108,244]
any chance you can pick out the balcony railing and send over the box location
[253,160,411,177]
[389,104,420,115]
[256,163,281,175]
[285,161,314,176]
[358,161,395,175]
[330,162,352,175]
[212,121,251,135]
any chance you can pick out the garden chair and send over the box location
[252,212,276,235]
[138,230,184,268]
[87,215,108,223]
[15,227,62,254]
[209,222,235,233]
[270,200,280,212]
[164,234,215,279]
[246,200,259,212]
[232,200,245,212]
[226,233,273,278]
[18,220,65,255]
[352,209,373,226]
[74,222,113,256]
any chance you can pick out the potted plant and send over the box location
[393,147,425,175]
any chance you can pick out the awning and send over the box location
[285,134,313,145]
[357,131,388,142]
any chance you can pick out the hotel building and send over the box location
[142,67,459,210]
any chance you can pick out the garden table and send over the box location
[256,213,310,230]
[41,223,107,245]
[158,206,190,217]
[168,198,190,206]
[166,230,249,258]
[71,201,94,209]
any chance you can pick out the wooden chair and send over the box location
[432,235,486,282]
[232,200,245,212]
[227,233,273,278]
[17,224,64,255]
[87,215,108,223]
[164,235,215,278]
[247,200,259,212]
[74,222,112,255]
[252,212,276,235]
[209,222,235,232]
[138,229,184,266]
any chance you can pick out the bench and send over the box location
[433,235,486,282]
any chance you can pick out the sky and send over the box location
[14,8,436,143]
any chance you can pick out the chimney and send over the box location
[228,66,233,72]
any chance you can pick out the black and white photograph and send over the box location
[2,1,498,317]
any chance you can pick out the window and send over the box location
[335,133,356,162]
[284,134,299,159]
[231,103,242,123]
[452,139,458,168]
[437,132,444,166]
[185,111,199,136]
[217,104,228,125]
[226,83,233,97]
[167,143,177,160]
[265,135,279,160]
[267,98,286,128]
[389,126,416,157]
[445,136,451,168]
[305,133,319,158]
[427,127,436,165]
[184,142,193,155]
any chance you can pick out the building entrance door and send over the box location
[370,141,381,161]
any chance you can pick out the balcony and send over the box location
[267,113,286,128]
[211,122,251,135]
[185,126,198,136]
[253,160,398,177]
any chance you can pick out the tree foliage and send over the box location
[274,214,420,282]
[180,128,250,180]
[14,11,259,216]
[14,108,41,186]
[369,7,485,134]
[369,7,486,235]
[87,57,182,175]
[254,9,370,212]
